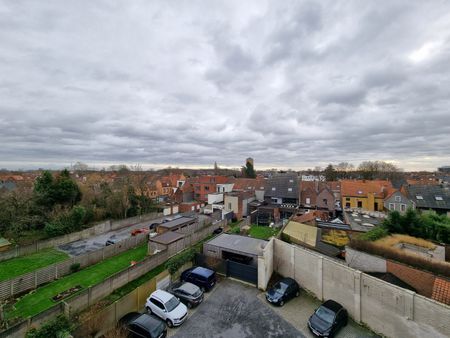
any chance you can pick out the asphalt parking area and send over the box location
[170,278,304,338]
[257,290,381,338]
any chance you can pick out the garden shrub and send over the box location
[358,227,389,241]
[165,248,196,275]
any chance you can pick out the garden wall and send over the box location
[273,238,450,338]
[0,212,162,262]
[0,233,148,301]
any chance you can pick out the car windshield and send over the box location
[274,281,288,293]
[165,296,180,312]
[315,306,335,324]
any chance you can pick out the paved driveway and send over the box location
[257,290,380,338]
[58,213,212,256]
[171,278,304,338]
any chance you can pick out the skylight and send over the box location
[435,196,443,201]
[416,195,423,200]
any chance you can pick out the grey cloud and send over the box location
[1,0,450,170]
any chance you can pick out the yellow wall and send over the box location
[342,195,384,211]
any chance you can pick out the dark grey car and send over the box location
[167,281,204,308]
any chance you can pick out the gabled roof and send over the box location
[265,174,298,198]
[403,185,450,210]
[341,180,393,198]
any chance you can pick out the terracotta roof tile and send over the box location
[431,277,450,305]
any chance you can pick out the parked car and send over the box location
[308,299,348,337]
[265,277,300,306]
[145,290,188,328]
[131,228,149,236]
[119,312,167,338]
[180,266,216,292]
[149,223,160,230]
[213,227,223,234]
[105,238,118,246]
[167,281,204,308]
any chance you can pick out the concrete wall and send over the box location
[273,239,450,338]
[0,233,148,301]
[345,246,387,272]
[257,238,274,290]
[0,212,162,262]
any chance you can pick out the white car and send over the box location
[145,289,188,327]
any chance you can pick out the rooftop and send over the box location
[150,231,185,244]
[158,216,196,229]
[206,234,267,256]
[344,210,384,232]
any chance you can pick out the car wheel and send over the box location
[187,302,193,309]
[166,319,174,328]
[295,290,299,297]
[279,300,284,306]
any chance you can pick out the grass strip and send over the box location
[7,244,147,319]
[0,248,69,282]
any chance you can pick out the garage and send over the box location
[202,234,267,284]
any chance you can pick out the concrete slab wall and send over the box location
[346,246,387,272]
[257,238,274,290]
[272,238,450,338]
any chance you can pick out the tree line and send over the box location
[0,170,157,241]
[322,161,403,181]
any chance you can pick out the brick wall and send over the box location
[387,260,436,297]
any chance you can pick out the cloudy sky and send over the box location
[1,1,450,171]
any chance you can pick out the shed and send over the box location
[0,237,11,252]
[203,234,267,266]
[156,216,197,234]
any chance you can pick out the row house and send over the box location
[190,175,229,202]
[298,181,336,212]
[341,180,395,212]
[403,184,450,216]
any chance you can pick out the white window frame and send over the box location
[389,203,395,211]
[395,196,401,202]
[306,197,311,205]
[272,187,276,191]
[288,188,293,192]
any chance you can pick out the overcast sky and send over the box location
[1,1,450,171]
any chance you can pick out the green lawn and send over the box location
[7,244,148,320]
[0,248,69,282]
[249,225,280,240]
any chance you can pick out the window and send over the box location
[346,197,350,201]
[435,196,443,201]
[289,179,293,183]
[288,188,292,192]
[416,195,423,200]
[395,196,401,202]
[260,186,264,189]
[306,198,311,204]
[323,199,328,205]
[357,201,362,208]
[400,204,406,212]
[150,298,164,310]
[204,186,209,191]
[228,203,232,210]
[272,187,276,191]
[389,203,395,210]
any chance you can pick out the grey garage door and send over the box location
[227,260,258,285]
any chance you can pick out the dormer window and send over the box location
[416,195,423,200]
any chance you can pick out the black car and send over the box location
[167,281,204,308]
[265,277,300,306]
[181,266,216,292]
[105,238,118,246]
[149,223,160,230]
[119,312,167,338]
[308,300,348,337]
[213,227,223,234]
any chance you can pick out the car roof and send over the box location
[132,313,163,328]
[178,282,199,294]
[322,299,343,313]
[151,289,175,303]
[191,266,214,277]
[279,277,296,285]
